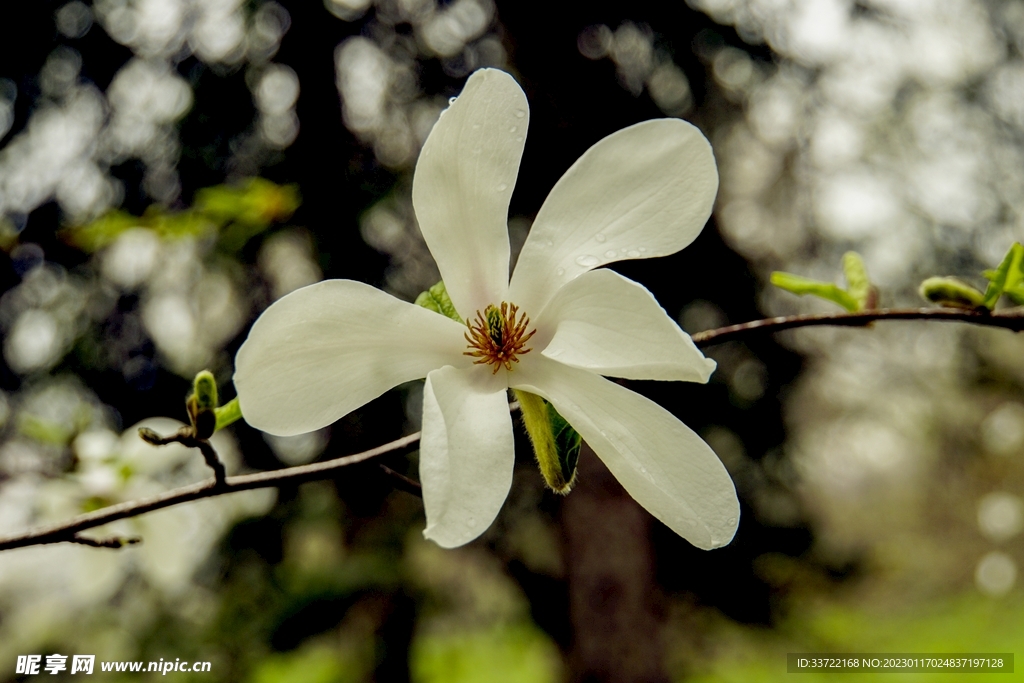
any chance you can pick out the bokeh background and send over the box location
[1,0,1023,681]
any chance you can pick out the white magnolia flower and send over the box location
[234,68,739,549]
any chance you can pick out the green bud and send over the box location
[919,277,986,309]
[193,370,218,410]
[514,389,580,494]
[414,280,463,323]
[187,370,219,439]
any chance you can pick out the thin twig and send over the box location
[690,307,1024,347]
[3,307,1023,553]
[378,464,423,496]
[138,427,227,487]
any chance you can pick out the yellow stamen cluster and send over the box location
[464,302,536,373]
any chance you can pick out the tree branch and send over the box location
[2,307,1022,553]
[0,432,422,552]
[689,307,1024,347]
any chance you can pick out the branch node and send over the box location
[71,533,142,549]
[137,428,228,488]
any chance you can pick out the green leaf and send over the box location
[981,242,1024,309]
[770,271,859,311]
[1002,284,1024,306]
[842,251,876,310]
[414,281,463,323]
[919,277,986,309]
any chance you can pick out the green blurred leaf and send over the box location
[62,178,300,253]
[981,242,1024,309]
[62,211,142,252]
[249,645,365,683]
[197,178,301,252]
[411,623,561,683]
[770,272,859,311]
[17,414,75,445]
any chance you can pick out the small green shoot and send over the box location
[770,252,876,312]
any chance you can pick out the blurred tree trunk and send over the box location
[561,444,670,683]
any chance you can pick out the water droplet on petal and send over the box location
[727,517,737,526]
[496,183,508,191]
[575,254,599,267]
[556,267,565,276]
[604,249,617,258]
[515,136,524,142]
[638,247,647,253]
[627,250,640,257]
[595,234,606,243]
[509,125,517,133]
[639,466,647,474]
[515,109,526,118]
[448,96,457,105]
[546,239,554,247]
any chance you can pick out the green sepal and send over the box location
[770,271,859,312]
[548,402,582,488]
[214,397,243,432]
[842,251,877,310]
[513,389,579,494]
[981,242,1024,309]
[414,280,463,323]
[918,277,986,309]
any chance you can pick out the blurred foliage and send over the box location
[411,624,561,683]
[60,178,299,254]
[687,592,1024,682]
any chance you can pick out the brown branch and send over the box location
[690,307,1024,347]
[0,432,422,552]
[2,308,1022,553]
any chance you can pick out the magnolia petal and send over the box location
[420,365,515,548]
[234,280,467,436]
[535,269,716,382]
[508,118,718,314]
[512,356,738,549]
[412,68,528,317]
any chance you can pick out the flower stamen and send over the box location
[464,302,536,373]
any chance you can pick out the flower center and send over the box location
[464,302,536,373]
